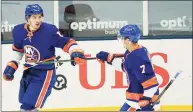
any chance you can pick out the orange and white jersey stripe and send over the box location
[35,70,53,108]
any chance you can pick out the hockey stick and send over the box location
[23,57,97,70]
[152,70,182,106]
[23,54,124,70]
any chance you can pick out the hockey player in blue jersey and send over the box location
[3,4,85,111]
[96,25,160,111]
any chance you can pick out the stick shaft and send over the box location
[37,54,124,64]
[152,71,182,106]
[23,55,124,70]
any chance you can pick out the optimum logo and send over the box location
[1,21,17,32]
[70,18,128,35]
[160,16,192,30]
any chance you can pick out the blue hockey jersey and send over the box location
[12,22,77,70]
[122,45,159,103]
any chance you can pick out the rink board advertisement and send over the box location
[1,39,192,111]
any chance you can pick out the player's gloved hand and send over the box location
[139,96,154,111]
[3,61,18,81]
[70,49,85,66]
[96,51,115,65]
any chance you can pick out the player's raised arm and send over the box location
[3,26,24,81]
[50,25,85,66]
[96,51,124,71]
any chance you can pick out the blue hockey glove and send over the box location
[139,96,154,111]
[3,61,18,81]
[96,51,115,65]
[70,49,85,66]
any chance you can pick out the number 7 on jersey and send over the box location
[140,64,145,73]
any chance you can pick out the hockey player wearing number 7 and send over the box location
[3,4,85,111]
[96,25,160,111]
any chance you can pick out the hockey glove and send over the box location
[139,96,154,111]
[70,49,85,66]
[3,61,18,81]
[96,51,115,65]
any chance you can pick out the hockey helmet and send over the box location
[25,4,44,20]
[118,24,141,43]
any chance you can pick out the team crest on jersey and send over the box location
[24,45,40,63]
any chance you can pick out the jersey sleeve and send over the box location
[12,26,24,53]
[131,55,159,98]
[50,25,78,53]
[11,25,24,63]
